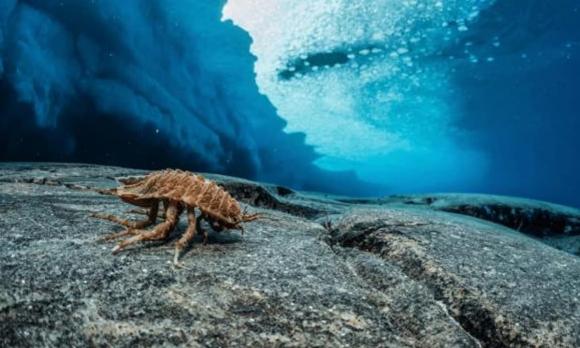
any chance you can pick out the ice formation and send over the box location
[0,0,370,195]
[0,0,579,206]
[224,0,496,192]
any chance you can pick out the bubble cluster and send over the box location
[224,0,494,191]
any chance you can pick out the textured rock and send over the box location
[339,194,580,256]
[328,208,580,347]
[0,163,579,347]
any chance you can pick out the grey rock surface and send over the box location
[339,193,580,256]
[0,163,578,347]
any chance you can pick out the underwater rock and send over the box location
[366,194,580,257]
[389,194,580,237]
[0,163,579,347]
[328,209,580,347]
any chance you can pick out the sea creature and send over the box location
[91,169,259,265]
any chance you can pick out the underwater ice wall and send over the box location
[1,0,579,205]
[224,0,495,193]
[0,0,370,195]
[225,0,580,206]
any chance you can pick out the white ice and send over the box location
[224,0,495,192]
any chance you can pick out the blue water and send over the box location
[0,0,579,207]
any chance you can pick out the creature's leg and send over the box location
[112,202,181,254]
[199,216,210,244]
[126,208,147,215]
[100,228,139,241]
[198,214,211,244]
[131,200,168,218]
[93,201,159,228]
[211,221,224,232]
[126,208,167,220]
[96,202,159,241]
[174,208,197,265]
[160,200,169,219]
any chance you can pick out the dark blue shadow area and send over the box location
[0,79,247,174]
[0,0,377,196]
[456,57,580,207]
[451,0,580,207]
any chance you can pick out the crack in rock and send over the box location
[328,211,577,347]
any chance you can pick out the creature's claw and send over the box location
[171,260,191,270]
[112,244,123,254]
[173,251,182,267]
[172,249,192,270]
[172,246,189,269]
